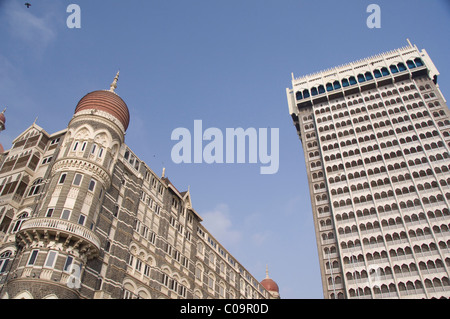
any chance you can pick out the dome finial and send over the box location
[109,70,120,92]
[266,264,269,279]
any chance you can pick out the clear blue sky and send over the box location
[0,0,449,298]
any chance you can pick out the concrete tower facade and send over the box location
[287,42,450,299]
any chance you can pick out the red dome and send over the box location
[261,278,279,293]
[74,90,130,131]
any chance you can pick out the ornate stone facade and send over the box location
[0,79,279,299]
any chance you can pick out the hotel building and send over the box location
[287,41,450,299]
[0,73,279,299]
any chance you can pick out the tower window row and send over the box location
[295,58,424,101]
[314,82,421,116]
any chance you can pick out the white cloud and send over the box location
[201,204,242,247]
[5,1,58,54]
[251,230,272,246]
[0,54,17,89]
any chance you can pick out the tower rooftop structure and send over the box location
[286,41,450,299]
[287,40,441,117]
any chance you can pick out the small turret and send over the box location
[260,265,280,299]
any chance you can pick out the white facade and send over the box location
[287,42,450,299]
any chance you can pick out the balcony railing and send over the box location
[19,217,101,252]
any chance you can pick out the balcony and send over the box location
[0,192,24,206]
[16,218,101,259]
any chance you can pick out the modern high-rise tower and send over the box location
[287,41,450,299]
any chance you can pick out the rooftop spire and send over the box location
[406,38,412,47]
[109,70,120,93]
[266,265,269,279]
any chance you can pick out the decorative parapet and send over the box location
[17,217,101,258]
[71,108,126,137]
[287,43,439,115]
[291,44,434,84]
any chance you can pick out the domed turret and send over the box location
[260,265,280,299]
[8,72,130,299]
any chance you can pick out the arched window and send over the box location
[365,71,373,80]
[91,144,97,155]
[28,178,43,196]
[381,67,389,76]
[12,212,29,233]
[341,79,349,87]
[0,250,12,273]
[333,81,341,89]
[397,62,407,71]
[406,60,416,69]
[349,77,357,85]
[327,83,334,91]
[390,65,399,73]
[197,242,204,255]
[414,58,424,67]
[318,85,325,94]
[296,91,303,100]
[208,273,215,290]
[358,74,366,83]
[98,148,104,158]
[219,281,226,298]
[311,87,318,96]
[303,89,310,99]
[373,69,382,78]
[195,263,203,280]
